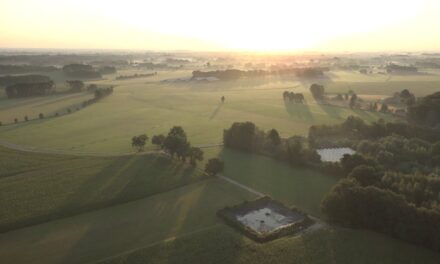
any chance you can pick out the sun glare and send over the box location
[0,0,438,51]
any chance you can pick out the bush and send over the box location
[205,158,224,176]
[39,113,44,119]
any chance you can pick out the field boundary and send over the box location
[0,139,223,157]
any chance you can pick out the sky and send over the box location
[1,0,440,52]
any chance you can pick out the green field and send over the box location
[100,225,440,264]
[1,68,440,263]
[0,178,257,264]
[204,147,337,217]
[0,70,407,154]
[0,146,206,232]
[0,148,440,263]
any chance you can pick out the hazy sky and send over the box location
[1,0,439,52]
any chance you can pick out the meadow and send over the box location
[1,67,440,264]
[0,70,415,154]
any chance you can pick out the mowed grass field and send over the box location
[0,146,206,232]
[203,147,337,217]
[0,70,413,154]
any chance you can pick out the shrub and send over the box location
[205,158,224,176]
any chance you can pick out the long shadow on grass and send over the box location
[283,100,314,121]
[209,102,224,120]
[56,178,250,264]
[314,102,345,120]
[57,154,202,218]
[0,154,205,234]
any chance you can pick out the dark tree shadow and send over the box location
[283,100,314,121]
[210,102,224,120]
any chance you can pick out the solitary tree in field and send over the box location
[132,134,149,152]
[24,115,28,122]
[189,147,204,166]
[39,113,44,119]
[205,158,224,176]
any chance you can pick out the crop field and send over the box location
[0,70,410,154]
[0,178,257,264]
[0,146,206,232]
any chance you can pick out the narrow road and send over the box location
[217,174,265,197]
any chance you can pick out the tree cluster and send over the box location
[152,126,204,166]
[116,72,156,80]
[408,91,440,128]
[192,67,325,81]
[0,64,56,75]
[223,122,321,167]
[321,179,440,252]
[309,84,325,101]
[282,91,305,103]
[317,116,440,252]
[5,81,54,98]
[63,64,102,79]
[309,116,440,148]
[99,66,117,75]
[66,80,85,93]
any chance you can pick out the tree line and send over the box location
[282,91,305,103]
[223,122,321,168]
[131,126,224,176]
[314,116,440,252]
[63,64,102,79]
[192,67,325,81]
